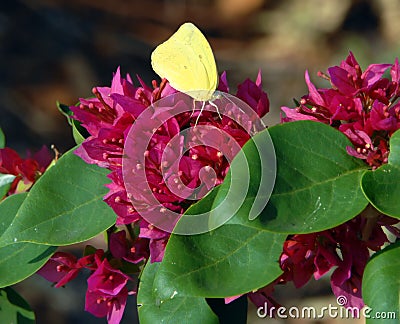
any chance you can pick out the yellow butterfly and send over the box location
[151,22,219,122]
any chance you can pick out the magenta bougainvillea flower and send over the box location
[281,52,400,169]
[71,67,268,242]
[109,230,149,264]
[249,213,399,312]
[36,252,80,288]
[84,253,132,323]
[236,72,270,118]
[275,52,400,309]
[0,146,52,195]
[37,250,104,287]
[85,286,128,324]
[87,258,131,296]
[278,216,394,309]
[37,247,134,323]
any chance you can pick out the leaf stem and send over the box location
[360,204,381,241]
[125,223,136,242]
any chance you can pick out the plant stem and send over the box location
[360,204,381,241]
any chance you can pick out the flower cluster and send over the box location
[262,52,400,310]
[278,214,398,308]
[0,145,52,197]
[282,52,400,169]
[37,68,269,323]
[71,69,268,260]
[243,212,399,313]
[37,230,148,324]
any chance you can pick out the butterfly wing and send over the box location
[151,22,218,101]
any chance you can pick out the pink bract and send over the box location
[0,146,52,195]
[87,258,131,296]
[85,287,128,324]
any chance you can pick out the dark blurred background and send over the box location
[2,0,400,154]
[2,0,400,323]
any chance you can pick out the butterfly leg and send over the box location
[194,100,206,126]
[209,100,222,120]
[189,99,196,119]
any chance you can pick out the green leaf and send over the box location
[155,181,286,300]
[0,174,16,200]
[0,127,5,148]
[155,223,285,300]
[361,129,400,219]
[362,242,400,324]
[71,120,85,144]
[56,101,73,118]
[57,101,87,145]
[0,148,116,247]
[138,262,218,324]
[0,287,35,323]
[261,120,369,233]
[0,194,56,287]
